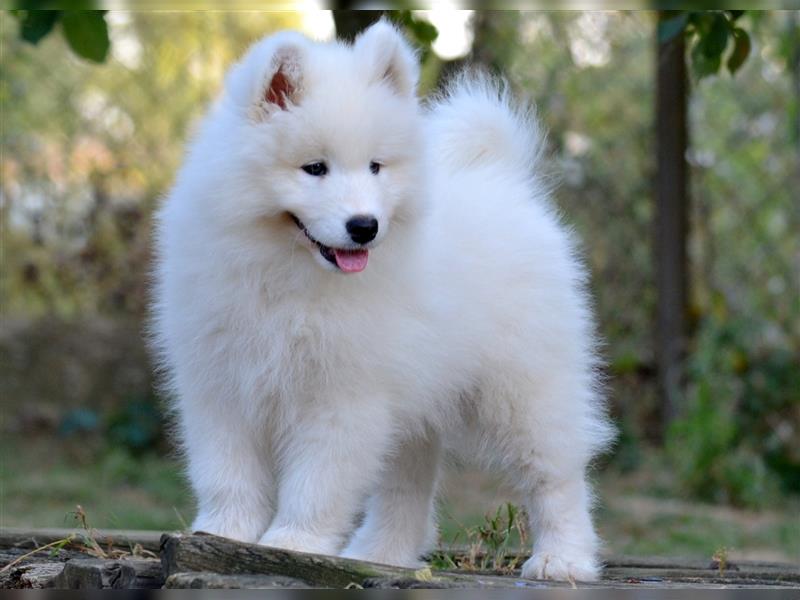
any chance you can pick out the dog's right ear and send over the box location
[226,32,307,121]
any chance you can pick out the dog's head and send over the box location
[221,20,425,273]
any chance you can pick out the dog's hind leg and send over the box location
[340,431,441,567]
[474,372,612,582]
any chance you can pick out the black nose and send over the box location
[346,215,379,244]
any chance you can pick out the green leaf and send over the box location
[702,12,730,58]
[60,10,109,62]
[688,12,714,36]
[728,10,745,21]
[409,19,438,44]
[727,27,751,74]
[658,12,688,44]
[395,10,413,26]
[691,38,722,79]
[18,10,60,44]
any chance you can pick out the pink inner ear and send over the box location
[266,69,292,110]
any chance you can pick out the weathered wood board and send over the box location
[1,528,798,589]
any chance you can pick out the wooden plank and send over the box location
[602,567,800,587]
[160,533,565,589]
[160,532,800,589]
[4,529,799,589]
[160,532,413,588]
[0,527,164,553]
[165,571,316,589]
[0,562,65,589]
[54,559,138,589]
[51,558,163,589]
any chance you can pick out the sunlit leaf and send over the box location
[61,10,109,63]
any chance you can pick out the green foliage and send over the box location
[394,10,438,45]
[107,397,164,455]
[13,9,110,62]
[1,12,300,317]
[70,401,165,456]
[667,316,799,507]
[659,11,751,79]
[17,9,59,44]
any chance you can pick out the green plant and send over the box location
[712,546,730,576]
[432,503,529,573]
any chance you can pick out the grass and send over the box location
[595,489,800,561]
[2,434,798,564]
[0,434,191,531]
[430,503,529,572]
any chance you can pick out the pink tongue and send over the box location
[334,248,369,273]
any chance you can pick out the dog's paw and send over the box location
[191,513,261,544]
[258,526,338,556]
[521,552,599,582]
[340,545,426,569]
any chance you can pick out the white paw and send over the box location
[340,544,426,568]
[192,513,262,544]
[521,552,599,582]
[258,526,338,556]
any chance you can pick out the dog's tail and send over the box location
[426,71,545,175]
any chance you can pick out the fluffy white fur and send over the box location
[151,20,614,582]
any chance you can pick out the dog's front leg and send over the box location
[341,431,441,567]
[258,396,392,556]
[182,395,275,544]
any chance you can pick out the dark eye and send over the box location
[369,161,381,175]
[302,162,328,176]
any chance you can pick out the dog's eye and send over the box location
[302,162,328,177]
[369,161,382,175]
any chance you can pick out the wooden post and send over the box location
[655,11,690,431]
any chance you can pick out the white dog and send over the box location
[151,20,613,582]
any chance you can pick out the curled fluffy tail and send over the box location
[426,72,545,174]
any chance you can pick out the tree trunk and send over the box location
[332,10,384,41]
[654,12,690,433]
[469,11,519,74]
[437,11,519,88]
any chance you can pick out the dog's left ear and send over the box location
[354,20,419,97]
[261,45,304,111]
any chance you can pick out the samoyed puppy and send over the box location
[152,20,613,581]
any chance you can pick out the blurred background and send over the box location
[1,10,798,563]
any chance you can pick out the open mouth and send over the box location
[290,214,370,273]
